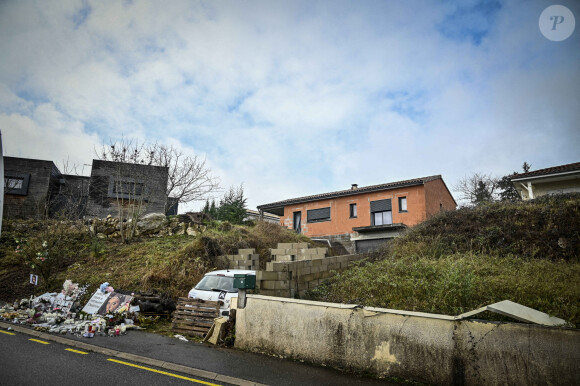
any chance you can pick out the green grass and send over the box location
[0,219,311,302]
[306,194,580,326]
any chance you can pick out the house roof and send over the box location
[510,162,580,181]
[258,175,445,213]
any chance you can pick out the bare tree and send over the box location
[149,143,220,213]
[97,138,220,214]
[453,173,499,206]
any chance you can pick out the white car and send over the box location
[188,269,255,319]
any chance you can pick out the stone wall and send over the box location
[235,296,580,385]
[89,213,203,239]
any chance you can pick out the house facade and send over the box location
[3,157,63,219]
[258,175,456,253]
[510,162,580,200]
[3,156,172,219]
[245,209,280,224]
[86,160,169,218]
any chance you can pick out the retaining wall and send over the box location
[257,254,365,298]
[234,295,580,385]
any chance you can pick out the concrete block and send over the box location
[258,289,278,296]
[270,248,287,255]
[316,247,328,255]
[340,261,350,269]
[275,255,294,262]
[272,262,289,272]
[276,281,290,290]
[311,259,322,267]
[302,273,319,282]
[326,256,337,264]
[257,271,279,281]
[297,266,311,276]
[328,262,340,271]
[277,243,294,249]
[293,243,309,249]
[238,248,255,255]
[260,281,277,290]
[251,254,260,261]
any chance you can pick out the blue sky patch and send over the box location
[437,0,502,46]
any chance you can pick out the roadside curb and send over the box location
[0,321,266,386]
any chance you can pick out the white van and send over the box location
[188,269,255,319]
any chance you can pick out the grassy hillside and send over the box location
[306,194,580,326]
[0,220,311,301]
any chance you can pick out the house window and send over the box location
[370,199,392,226]
[4,173,30,196]
[5,177,23,190]
[399,197,407,212]
[108,177,145,199]
[293,211,302,233]
[307,207,331,223]
[350,203,357,218]
[113,181,144,196]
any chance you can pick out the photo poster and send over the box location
[81,290,110,315]
[96,292,134,315]
[81,290,134,315]
[30,274,38,286]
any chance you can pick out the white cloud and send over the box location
[1,0,578,212]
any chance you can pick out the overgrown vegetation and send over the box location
[0,220,309,301]
[306,194,580,326]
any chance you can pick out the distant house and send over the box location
[244,209,280,224]
[510,162,580,200]
[3,157,64,219]
[86,159,169,218]
[3,157,173,219]
[257,175,456,253]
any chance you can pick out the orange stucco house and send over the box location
[257,175,456,253]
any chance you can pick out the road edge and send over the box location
[0,321,267,386]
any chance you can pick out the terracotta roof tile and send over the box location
[511,162,580,180]
[258,175,442,210]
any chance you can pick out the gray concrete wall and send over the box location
[3,157,55,219]
[87,159,168,218]
[235,296,580,385]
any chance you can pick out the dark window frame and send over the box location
[293,211,302,233]
[4,173,30,196]
[349,203,357,218]
[108,177,146,200]
[370,199,392,226]
[307,207,331,223]
[371,210,393,226]
[398,196,407,212]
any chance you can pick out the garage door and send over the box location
[355,238,390,253]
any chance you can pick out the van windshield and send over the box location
[195,275,238,293]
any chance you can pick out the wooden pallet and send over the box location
[171,297,222,337]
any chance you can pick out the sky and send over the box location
[1,0,579,212]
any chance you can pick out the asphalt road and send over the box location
[0,322,397,385]
[0,329,230,386]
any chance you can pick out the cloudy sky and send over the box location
[1,0,578,211]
